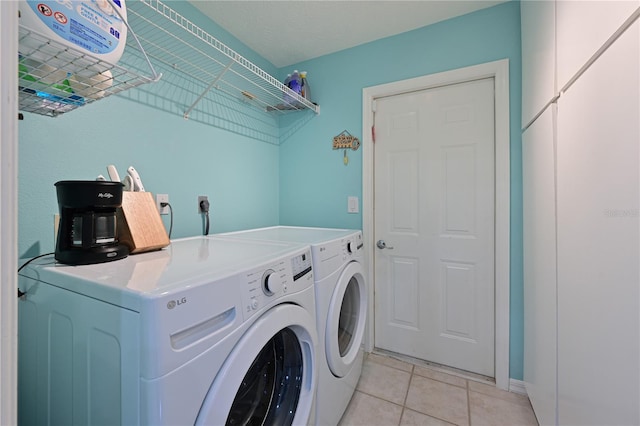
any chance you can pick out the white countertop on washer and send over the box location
[19,236,309,310]
[218,226,360,245]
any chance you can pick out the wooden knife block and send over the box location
[116,192,170,254]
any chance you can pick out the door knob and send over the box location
[376,240,394,250]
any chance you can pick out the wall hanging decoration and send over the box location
[333,130,361,166]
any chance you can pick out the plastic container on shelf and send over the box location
[289,70,302,91]
[69,70,114,100]
[19,0,128,75]
[284,71,301,107]
[18,55,85,111]
[300,71,311,102]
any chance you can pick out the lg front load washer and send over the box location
[218,226,368,426]
[18,236,317,425]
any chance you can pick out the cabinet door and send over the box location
[556,0,639,90]
[521,0,556,127]
[556,20,639,426]
[523,105,557,426]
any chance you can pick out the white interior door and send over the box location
[373,78,495,377]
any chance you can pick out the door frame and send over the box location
[0,1,19,424]
[362,59,510,390]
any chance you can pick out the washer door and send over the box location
[325,261,367,378]
[195,304,317,426]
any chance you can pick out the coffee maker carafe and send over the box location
[55,180,129,265]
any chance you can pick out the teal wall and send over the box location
[17,1,281,258]
[18,96,280,257]
[17,1,523,380]
[278,1,524,379]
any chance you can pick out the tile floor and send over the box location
[338,352,539,426]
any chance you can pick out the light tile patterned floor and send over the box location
[338,353,538,426]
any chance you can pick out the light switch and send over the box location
[348,196,359,213]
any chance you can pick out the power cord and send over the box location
[160,201,173,238]
[200,198,210,235]
[17,252,55,298]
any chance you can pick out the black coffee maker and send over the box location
[55,180,129,265]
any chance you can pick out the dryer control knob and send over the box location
[263,269,282,295]
[250,297,259,310]
[347,241,355,253]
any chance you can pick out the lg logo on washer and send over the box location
[167,297,187,309]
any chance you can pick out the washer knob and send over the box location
[250,297,258,310]
[263,269,282,295]
[347,241,355,253]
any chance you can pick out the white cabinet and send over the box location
[522,105,557,426]
[522,4,640,425]
[521,1,640,126]
[556,0,639,90]
[556,19,639,426]
[521,0,556,127]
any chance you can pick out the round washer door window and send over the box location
[195,304,317,426]
[226,328,302,425]
[326,261,367,378]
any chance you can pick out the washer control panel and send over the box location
[291,251,312,282]
[240,248,313,319]
[342,232,363,260]
[312,231,363,280]
[261,269,281,295]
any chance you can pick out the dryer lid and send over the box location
[219,225,360,244]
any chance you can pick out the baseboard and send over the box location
[509,378,528,395]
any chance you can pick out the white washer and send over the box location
[18,236,317,425]
[219,226,368,426]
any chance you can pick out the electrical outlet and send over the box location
[156,194,169,215]
[198,195,209,213]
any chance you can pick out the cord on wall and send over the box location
[199,198,210,235]
[17,252,55,298]
[160,202,173,238]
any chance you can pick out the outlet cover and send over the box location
[156,194,169,215]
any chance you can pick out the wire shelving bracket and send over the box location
[126,0,320,118]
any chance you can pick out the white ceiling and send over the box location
[188,1,507,68]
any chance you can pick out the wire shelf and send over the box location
[18,6,161,118]
[126,0,320,117]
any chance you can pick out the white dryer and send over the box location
[18,236,317,425]
[219,226,368,426]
